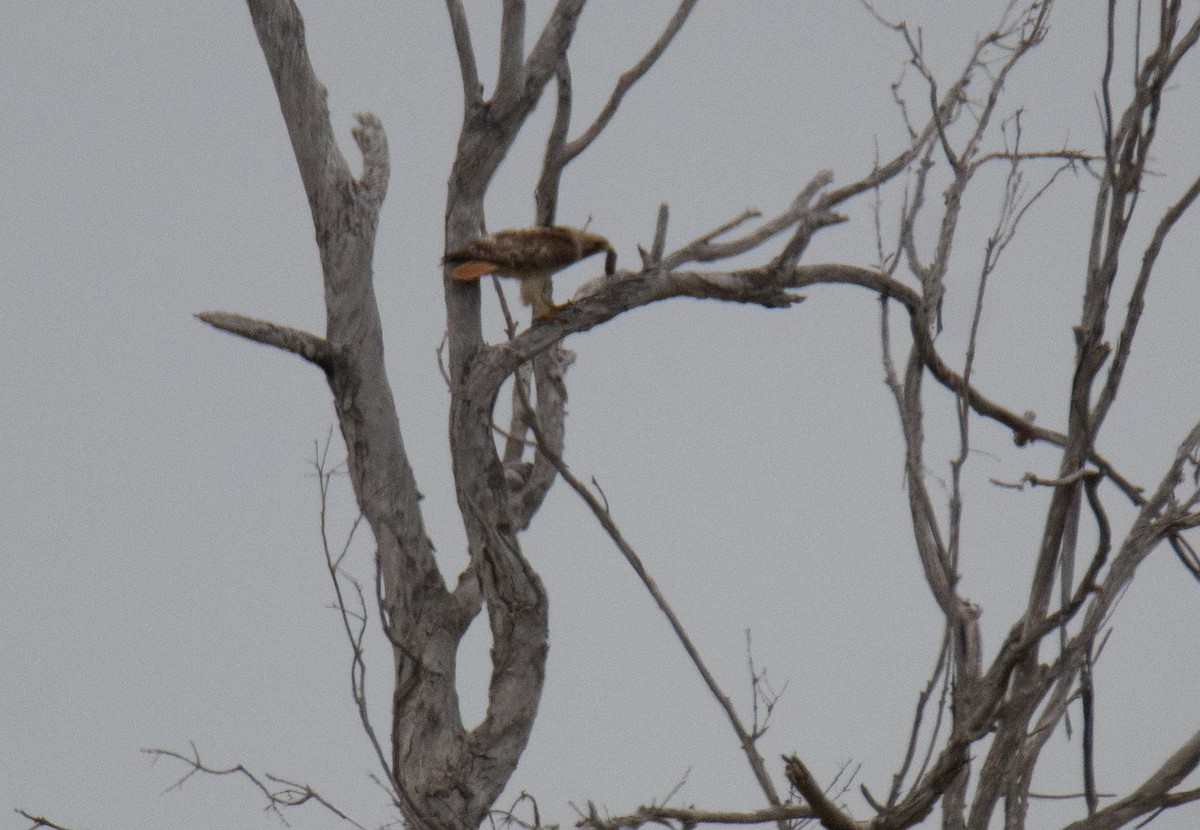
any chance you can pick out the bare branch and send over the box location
[510,379,785,812]
[575,803,817,830]
[971,148,1101,168]
[144,743,367,829]
[888,628,951,807]
[745,630,788,741]
[352,112,390,210]
[496,0,527,109]
[650,203,669,267]
[1060,730,1200,830]
[1093,170,1200,427]
[15,811,76,830]
[312,437,397,803]
[1081,652,1098,816]
[245,0,373,218]
[195,311,335,368]
[535,0,697,227]
[535,57,573,226]
[783,755,858,830]
[660,171,835,270]
[485,255,1146,511]
[1168,533,1200,581]
[520,0,586,115]
[491,790,557,830]
[1028,791,1117,801]
[561,0,699,165]
[444,0,482,106]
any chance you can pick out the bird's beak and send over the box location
[604,246,617,276]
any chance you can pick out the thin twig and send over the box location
[312,436,397,803]
[888,626,951,807]
[508,378,785,813]
[15,811,76,830]
[143,743,367,829]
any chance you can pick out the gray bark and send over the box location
[195,3,1200,830]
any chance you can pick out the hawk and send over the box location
[443,226,617,320]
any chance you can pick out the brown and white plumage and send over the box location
[443,226,617,319]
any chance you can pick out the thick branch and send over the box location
[518,0,586,115]
[195,311,335,367]
[495,0,527,110]
[246,0,355,217]
[479,257,1143,509]
[783,756,860,830]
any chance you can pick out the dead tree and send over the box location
[183,2,1200,830]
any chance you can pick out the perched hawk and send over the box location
[443,226,617,320]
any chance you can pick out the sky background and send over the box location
[3,2,1200,829]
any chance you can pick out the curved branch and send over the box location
[561,0,699,165]
[1060,729,1200,830]
[480,254,1145,512]
[351,112,390,212]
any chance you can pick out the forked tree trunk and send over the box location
[200,4,1200,830]
[236,2,585,828]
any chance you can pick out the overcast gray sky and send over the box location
[4,2,1199,829]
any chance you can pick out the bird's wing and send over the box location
[445,228,584,277]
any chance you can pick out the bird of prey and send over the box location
[443,226,617,320]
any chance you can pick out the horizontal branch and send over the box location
[481,253,1144,507]
[576,803,817,830]
[195,311,335,368]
